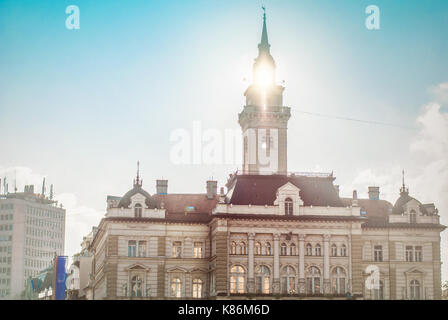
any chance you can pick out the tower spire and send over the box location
[259,6,270,54]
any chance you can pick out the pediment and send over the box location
[277,182,300,193]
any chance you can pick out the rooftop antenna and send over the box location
[14,169,17,193]
[50,184,54,200]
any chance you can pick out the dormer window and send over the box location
[134,203,142,218]
[285,198,293,215]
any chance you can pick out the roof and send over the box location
[228,174,344,207]
[341,198,392,221]
[117,185,157,209]
[153,193,219,214]
[392,191,428,215]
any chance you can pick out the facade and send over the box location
[0,185,66,299]
[87,13,445,300]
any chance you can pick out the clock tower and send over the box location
[239,10,291,175]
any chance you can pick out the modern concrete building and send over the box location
[0,185,65,299]
[85,12,445,300]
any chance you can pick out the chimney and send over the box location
[334,185,340,196]
[352,189,359,207]
[206,180,217,200]
[368,186,380,200]
[156,180,168,195]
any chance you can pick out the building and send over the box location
[67,227,97,300]
[87,12,445,300]
[0,184,66,299]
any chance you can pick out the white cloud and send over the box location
[55,193,104,259]
[429,82,448,105]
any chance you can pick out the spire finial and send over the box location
[400,169,408,194]
[134,161,142,187]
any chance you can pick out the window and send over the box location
[255,242,262,255]
[315,244,321,256]
[374,245,383,262]
[265,242,272,255]
[406,246,414,262]
[230,266,245,294]
[306,243,312,256]
[331,244,338,257]
[172,241,182,258]
[281,266,296,294]
[373,280,384,300]
[415,246,422,262]
[230,242,237,255]
[171,277,182,298]
[410,280,420,300]
[134,203,142,218]
[192,279,203,298]
[194,242,203,258]
[409,210,417,224]
[331,267,346,295]
[239,242,247,255]
[128,240,137,257]
[281,243,287,256]
[256,265,271,294]
[306,267,321,295]
[138,241,146,257]
[290,243,296,256]
[130,275,143,297]
[340,244,347,257]
[285,198,293,215]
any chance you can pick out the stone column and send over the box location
[247,233,255,293]
[273,233,280,294]
[298,234,306,293]
[323,234,331,294]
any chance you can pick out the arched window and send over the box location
[281,266,296,294]
[331,244,338,257]
[331,267,346,295]
[410,210,417,224]
[306,243,312,256]
[255,242,262,255]
[256,265,271,294]
[315,244,321,256]
[373,280,384,300]
[306,267,321,295]
[340,244,347,257]
[265,242,272,255]
[239,242,247,255]
[192,279,203,298]
[290,243,296,256]
[410,280,420,300]
[134,203,142,218]
[131,275,143,297]
[281,243,287,256]
[285,197,293,215]
[230,241,237,255]
[230,266,245,294]
[171,277,182,298]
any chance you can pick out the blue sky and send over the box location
[1,0,448,275]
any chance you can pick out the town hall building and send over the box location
[86,12,444,300]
